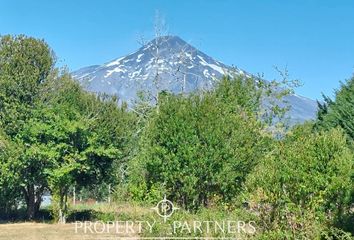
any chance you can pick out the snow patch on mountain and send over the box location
[72,35,318,123]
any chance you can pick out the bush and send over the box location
[128,76,272,210]
[244,126,353,238]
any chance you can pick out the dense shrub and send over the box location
[244,125,353,238]
[128,76,273,210]
[316,76,354,141]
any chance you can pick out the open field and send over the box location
[0,223,139,240]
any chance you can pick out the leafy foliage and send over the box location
[316,76,354,141]
[128,76,272,210]
[0,33,353,238]
[244,125,353,238]
[0,35,135,221]
[0,35,54,136]
[0,131,22,217]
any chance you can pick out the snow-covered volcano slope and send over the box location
[73,36,317,123]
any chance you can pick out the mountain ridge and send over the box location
[73,35,317,123]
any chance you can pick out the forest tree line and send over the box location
[0,35,353,239]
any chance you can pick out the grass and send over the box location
[0,202,155,240]
[0,202,259,239]
[0,222,139,240]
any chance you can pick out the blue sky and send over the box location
[1,0,354,100]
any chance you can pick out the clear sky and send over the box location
[1,0,354,100]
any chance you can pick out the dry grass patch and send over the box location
[0,222,139,240]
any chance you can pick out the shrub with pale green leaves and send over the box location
[244,125,353,238]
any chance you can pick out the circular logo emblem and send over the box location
[151,195,179,222]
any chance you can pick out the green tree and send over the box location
[316,76,354,141]
[129,76,272,210]
[41,71,138,196]
[314,75,354,236]
[0,35,134,220]
[0,34,54,136]
[15,94,121,222]
[0,130,22,217]
[0,35,54,219]
[244,126,353,239]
